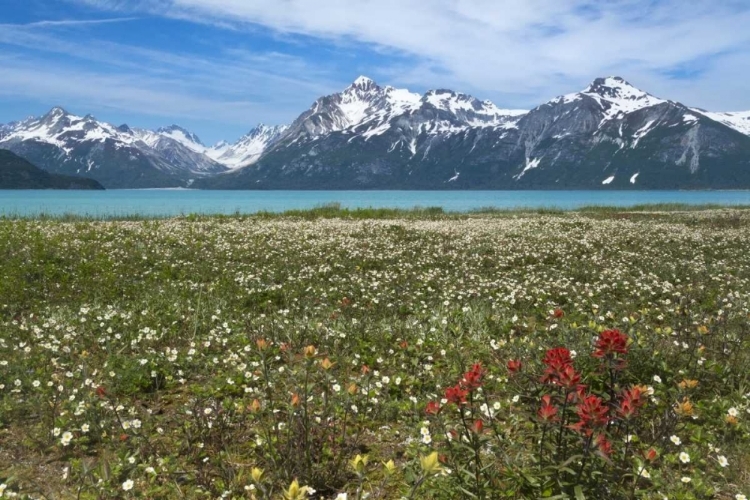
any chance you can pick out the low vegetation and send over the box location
[1,208,749,499]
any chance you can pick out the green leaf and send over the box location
[574,485,586,500]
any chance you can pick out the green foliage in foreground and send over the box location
[0,210,749,499]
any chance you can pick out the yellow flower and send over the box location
[283,479,310,500]
[303,345,317,358]
[350,454,368,474]
[251,467,264,483]
[420,451,442,475]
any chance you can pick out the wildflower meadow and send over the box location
[0,208,749,499]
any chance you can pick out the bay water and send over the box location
[2,190,750,217]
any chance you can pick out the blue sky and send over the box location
[2,0,750,144]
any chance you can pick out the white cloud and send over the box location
[0,22,341,138]
[73,0,750,110]
[0,17,139,28]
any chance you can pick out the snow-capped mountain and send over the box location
[277,76,525,147]
[198,76,750,189]
[206,124,288,169]
[156,125,205,151]
[3,75,750,189]
[0,108,229,188]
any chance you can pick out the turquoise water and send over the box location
[1,190,750,217]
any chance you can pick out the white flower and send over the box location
[60,431,73,446]
[736,495,747,500]
[81,424,90,433]
[670,435,681,445]
[728,407,739,417]
[335,494,348,500]
[718,455,729,467]
[679,452,690,463]
[122,479,134,491]
[0,484,6,496]
[639,469,651,479]
[145,467,156,474]
[204,408,213,415]
[681,477,691,483]
[421,434,432,444]
[653,375,662,383]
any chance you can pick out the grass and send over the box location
[2,202,750,222]
[0,209,749,499]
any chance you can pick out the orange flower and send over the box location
[320,358,333,370]
[256,338,269,351]
[291,393,301,407]
[675,398,694,416]
[677,379,698,389]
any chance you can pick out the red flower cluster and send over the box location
[428,363,485,413]
[553,308,565,319]
[569,394,609,435]
[446,363,484,404]
[593,329,629,359]
[617,385,647,419]
[538,394,558,423]
[461,363,485,391]
[595,433,612,456]
[540,347,580,389]
[425,400,441,415]
[507,359,522,374]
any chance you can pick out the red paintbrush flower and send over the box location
[507,359,522,374]
[445,384,468,405]
[538,394,559,423]
[571,394,609,434]
[461,363,484,391]
[425,400,441,415]
[593,329,629,359]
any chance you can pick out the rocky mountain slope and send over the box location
[0,149,104,189]
[3,76,750,189]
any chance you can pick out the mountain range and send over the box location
[2,76,750,189]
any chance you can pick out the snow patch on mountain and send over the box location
[693,110,750,136]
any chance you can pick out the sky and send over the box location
[1,0,750,145]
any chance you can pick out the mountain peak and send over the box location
[157,125,204,147]
[349,75,378,91]
[44,106,70,119]
[583,76,652,101]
